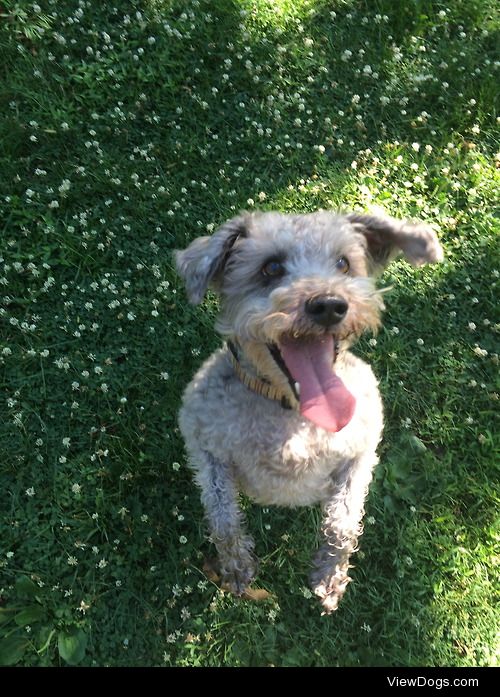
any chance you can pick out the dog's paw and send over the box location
[310,565,351,615]
[220,559,256,596]
[312,578,349,615]
[315,587,340,615]
[218,542,257,596]
[204,555,255,595]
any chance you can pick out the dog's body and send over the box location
[180,346,382,508]
[176,211,443,613]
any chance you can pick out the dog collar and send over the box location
[227,340,299,410]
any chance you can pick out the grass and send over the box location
[0,0,498,667]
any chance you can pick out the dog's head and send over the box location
[175,210,443,339]
[175,210,443,431]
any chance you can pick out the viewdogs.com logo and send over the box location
[387,677,479,689]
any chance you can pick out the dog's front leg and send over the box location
[310,457,376,614]
[191,449,256,595]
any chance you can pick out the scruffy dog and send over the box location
[175,211,443,613]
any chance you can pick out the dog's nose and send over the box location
[305,296,348,327]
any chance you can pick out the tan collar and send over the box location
[227,340,299,410]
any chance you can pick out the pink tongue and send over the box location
[280,336,355,432]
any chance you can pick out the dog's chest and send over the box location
[180,348,383,507]
[234,418,352,505]
[230,386,384,506]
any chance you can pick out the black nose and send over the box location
[305,296,348,327]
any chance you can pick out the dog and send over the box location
[175,210,443,613]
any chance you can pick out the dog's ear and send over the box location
[174,216,247,304]
[347,212,444,273]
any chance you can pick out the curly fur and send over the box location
[175,210,443,613]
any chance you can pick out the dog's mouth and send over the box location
[270,335,356,433]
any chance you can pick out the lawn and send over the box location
[0,0,498,667]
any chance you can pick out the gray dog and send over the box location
[175,210,443,613]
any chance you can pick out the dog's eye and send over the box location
[262,260,285,278]
[335,257,350,274]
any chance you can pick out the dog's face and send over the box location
[175,210,443,431]
[213,212,382,346]
[175,210,442,342]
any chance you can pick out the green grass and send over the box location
[0,0,498,667]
